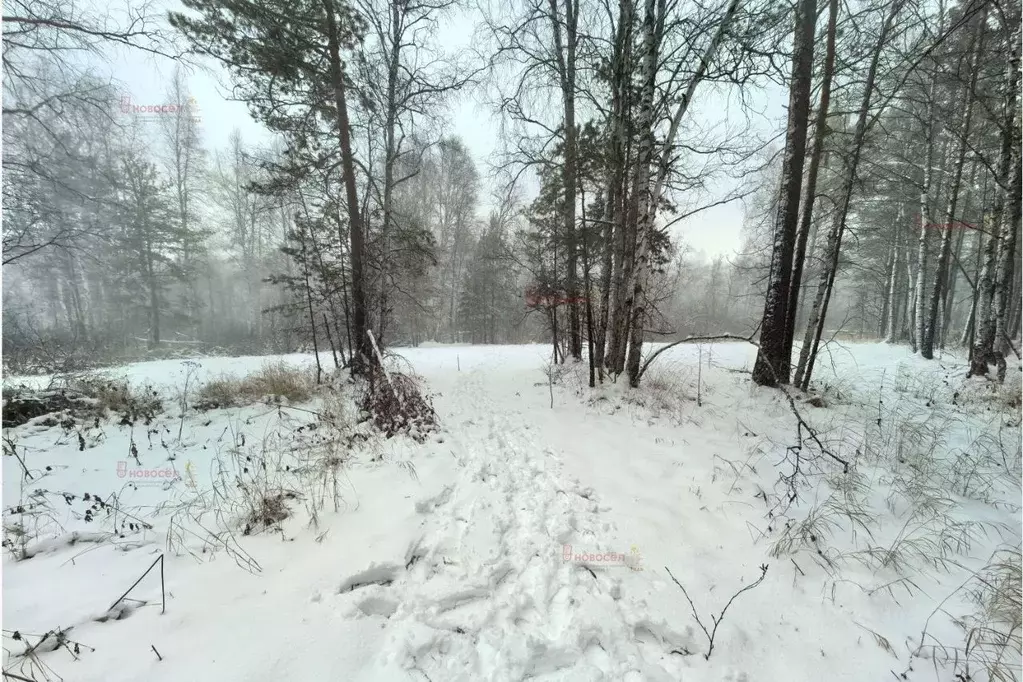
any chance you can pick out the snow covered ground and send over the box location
[3,342,1020,681]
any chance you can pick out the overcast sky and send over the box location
[105,2,786,260]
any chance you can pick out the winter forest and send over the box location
[6,0,1018,385]
[2,0,1022,680]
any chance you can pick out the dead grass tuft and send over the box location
[195,361,314,410]
[244,491,296,534]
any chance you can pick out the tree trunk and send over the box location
[623,0,660,387]
[884,206,906,342]
[581,189,596,387]
[595,0,633,377]
[322,0,373,374]
[794,0,903,389]
[752,0,818,386]
[879,234,895,337]
[941,224,966,348]
[145,241,161,349]
[785,0,837,355]
[993,148,1021,375]
[626,0,741,386]
[607,166,635,375]
[548,0,581,360]
[970,14,1019,376]
[912,7,946,353]
[377,3,400,348]
[922,11,984,359]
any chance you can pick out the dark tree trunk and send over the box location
[922,11,984,359]
[752,0,817,386]
[794,0,903,389]
[785,0,837,356]
[323,0,374,375]
[549,0,582,360]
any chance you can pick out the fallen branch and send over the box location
[779,387,849,473]
[643,330,850,474]
[638,329,759,382]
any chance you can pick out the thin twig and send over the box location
[109,554,164,613]
[665,563,769,659]
[638,329,759,381]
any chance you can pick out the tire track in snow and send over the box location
[337,366,691,681]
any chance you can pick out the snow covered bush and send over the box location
[62,375,162,424]
[1,374,163,428]
[360,369,437,442]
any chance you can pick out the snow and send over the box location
[3,342,1020,681]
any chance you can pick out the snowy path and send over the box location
[349,363,687,681]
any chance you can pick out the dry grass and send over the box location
[961,550,1023,681]
[195,361,314,409]
[628,359,697,424]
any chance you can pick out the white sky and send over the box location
[102,2,786,260]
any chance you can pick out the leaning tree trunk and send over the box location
[785,0,837,356]
[752,0,818,387]
[794,0,903,390]
[626,0,742,386]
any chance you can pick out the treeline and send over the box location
[1,1,540,374]
[4,0,1019,388]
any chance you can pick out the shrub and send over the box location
[7,374,165,426]
[361,369,437,442]
[67,376,162,423]
[960,550,1023,681]
[243,490,297,534]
